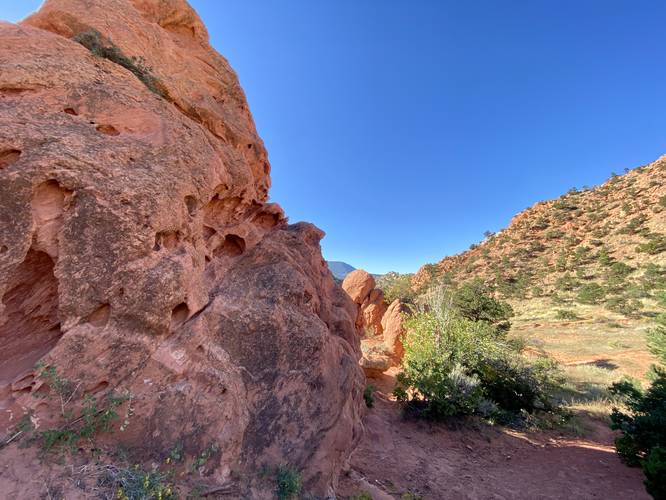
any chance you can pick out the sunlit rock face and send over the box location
[0,1,364,496]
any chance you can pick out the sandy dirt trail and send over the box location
[338,369,648,500]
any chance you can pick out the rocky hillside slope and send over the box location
[414,156,666,316]
[0,1,363,497]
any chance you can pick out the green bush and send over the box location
[644,447,666,499]
[611,374,666,472]
[637,233,666,255]
[577,283,606,304]
[620,215,648,235]
[451,279,513,331]
[363,385,375,408]
[572,246,593,265]
[275,466,302,500]
[555,309,580,320]
[642,264,666,291]
[605,296,642,317]
[394,290,557,420]
[376,272,415,304]
[32,364,129,454]
[605,262,635,293]
[555,273,580,292]
[647,314,666,372]
[611,302,666,498]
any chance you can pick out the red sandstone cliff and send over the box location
[0,1,364,497]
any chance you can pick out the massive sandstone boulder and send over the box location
[342,269,386,335]
[342,269,376,305]
[361,288,387,336]
[382,299,407,359]
[0,0,364,497]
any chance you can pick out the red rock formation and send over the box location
[361,288,388,335]
[342,269,376,305]
[382,299,407,359]
[342,269,387,335]
[0,1,363,497]
[341,270,407,376]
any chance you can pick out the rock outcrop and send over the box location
[382,299,407,359]
[361,288,388,336]
[342,270,406,376]
[0,1,364,497]
[342,269,376,305]
[342,269,387,335]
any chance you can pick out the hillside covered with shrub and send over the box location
[410,155,666,319]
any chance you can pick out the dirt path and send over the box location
[338,370,649,500]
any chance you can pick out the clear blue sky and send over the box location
[3,1,666,273]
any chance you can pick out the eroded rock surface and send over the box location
[0,1,363,497]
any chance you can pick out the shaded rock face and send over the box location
[0,0,364,496]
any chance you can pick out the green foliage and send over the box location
[552,198,578,211]
[659,195,666,208]
[637,233,666,255]
[555,273,580,292]
[555,253,568,272]
[39,392,127,453]
[610,372,666,465]
[620,214,648,235]
[611,301,666,498]
[605,296,642,317]
[451,279,513,331]
[642,264,666,291]
[609,262,634,279]
[644,447,666,499]
[191,443,220,473]
[572,246,593,265]
[275,466,302,500]
[555,309,580,320]
[394,289,557,420]
[376,272,415,304]
[363,385,375,408]
[73,30,165,98]
[647,314,666,365]
[33,364,129,454]
[605,262,635,294]
[576,283,606,305]
[545,229,565,240]
[101,465,176,500]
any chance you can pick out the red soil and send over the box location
[338,369,649,500]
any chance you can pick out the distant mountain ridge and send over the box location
[328,261,356,280]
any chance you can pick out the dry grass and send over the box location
[512,298,656,381]
[508,297,658,436]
